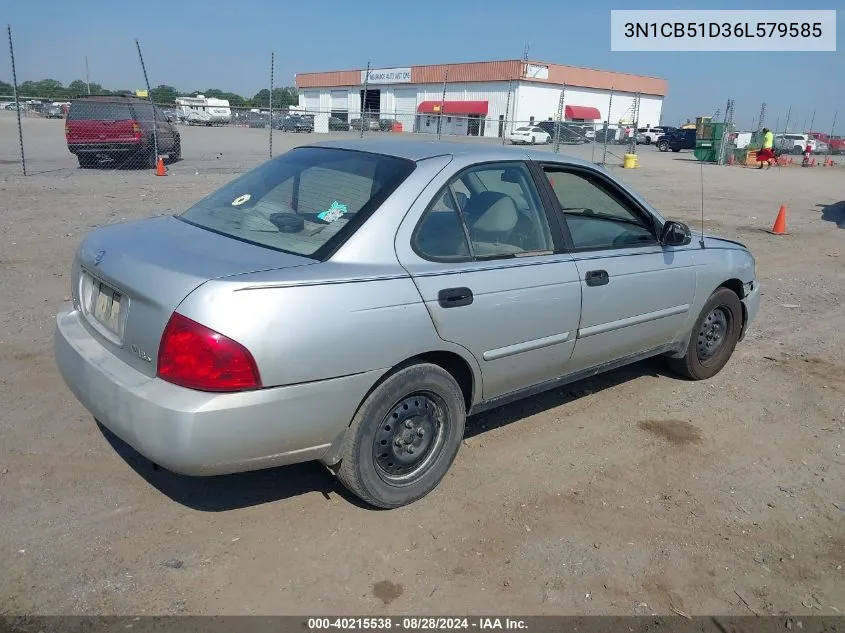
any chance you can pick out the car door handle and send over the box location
[438,287,473,308]
[585,270,609,287]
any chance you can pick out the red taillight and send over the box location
[157,313,261,392]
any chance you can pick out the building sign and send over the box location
[524,64,549,79]
[361,67,412,85]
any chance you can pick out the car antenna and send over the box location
[698,153,706,249]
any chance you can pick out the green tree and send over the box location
[251,87,297,109]
[202,88,247,107]
[0,80,13,95]
[150,84,179,105]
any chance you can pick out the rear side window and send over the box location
[178,147,415,259]
[67,101,132,121]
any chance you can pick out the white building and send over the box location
[295,59,667,138]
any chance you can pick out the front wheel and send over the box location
[657,140,669,152]
[666,287,743,380]
[336,363,466,508]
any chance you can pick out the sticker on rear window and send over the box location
[232,194,251,206]
[317,201,348,223]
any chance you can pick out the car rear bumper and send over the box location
[54,308,382,476]
[68,142,144,155]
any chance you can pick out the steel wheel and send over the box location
[696,307,731,365]
[373,393,447,484]
[666,287,743,381]
[336,362,466,508]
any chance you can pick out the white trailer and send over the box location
[175,95,232,126]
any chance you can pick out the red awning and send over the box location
[417,100,489,115]
[565,105,601,120]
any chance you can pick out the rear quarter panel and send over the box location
[175,263,484,396]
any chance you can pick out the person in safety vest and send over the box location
[757,128,774,169]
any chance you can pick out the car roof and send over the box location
[303,137,598,168]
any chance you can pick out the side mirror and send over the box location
[660,220,692,246]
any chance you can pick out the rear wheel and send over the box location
[336,363,466,508]
[76,154,97,168]
[666,287,743,380]
[169,136,181,163]
[657,140,669,152]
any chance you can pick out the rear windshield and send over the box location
[68,101,134,121]
[178,147,415,258]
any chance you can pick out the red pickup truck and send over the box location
[809,132,844,154]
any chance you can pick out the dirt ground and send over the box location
[1,113,844,617]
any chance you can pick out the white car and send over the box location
[637,126,670,145]
[507,126,551,145]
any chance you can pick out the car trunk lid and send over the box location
[72,215,316,377]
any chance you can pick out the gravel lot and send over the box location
[1,112,844,617]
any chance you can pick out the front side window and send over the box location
[179,147,415,258]
[543,168,656,249]
[414,162,554,261]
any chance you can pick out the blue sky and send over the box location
[4,0,843,132]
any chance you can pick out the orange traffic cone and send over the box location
[767,205,788,235]
[810,158,816,167]
[155,156,166,176]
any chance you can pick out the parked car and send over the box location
[809,132,845,154]
[774,133,815,155]
[5,102,23,111]
[278,115,314,133]
[65,95,181,168]
[349,116,380,131]
[507,126,551,144]
[328,116,348,131]
[53,139,760,509]
[44,106,64,119]
[637,126,670,144]
[535,121,591,144]
[656,128,697,152]
[379,118,398,132]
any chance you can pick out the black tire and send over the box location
[792,145,803,155]
[336,363,466,509]
[666,287,743,380]
[169,136,181,163]
[645,137,651,145]
[76,154,96,168]
[657,140,669,152]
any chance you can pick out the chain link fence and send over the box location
[4,27,842,177]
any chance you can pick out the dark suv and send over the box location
[655,128,696,152]
[65,95,181,168]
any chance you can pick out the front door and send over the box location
[395,160,582,400]
[536,163,697,372]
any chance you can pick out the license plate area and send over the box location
[79,271,128,344]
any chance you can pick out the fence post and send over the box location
[134,39,158,168]
[553,85,565,153]
[8,25,26,176]
[828,110,838,161]
[360,61,370,139]
[502,78,512,145]
[269,51,274,158]
[438,68,448,140]
[601,87,614,165]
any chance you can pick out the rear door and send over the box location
[536,162,697,372]
[395,160,583,400]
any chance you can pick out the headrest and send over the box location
[468,192,519,233]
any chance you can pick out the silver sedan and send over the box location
[54,139,760,508]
